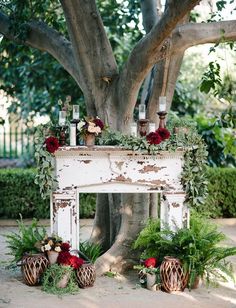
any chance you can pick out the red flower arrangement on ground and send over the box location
[144,257,157,268]
[45,136,60,153]
[146,128,170,145]
[57,245,84,269]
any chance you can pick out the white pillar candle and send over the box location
[159,96,167,112]
[130,122,137,137]
[139,104,146,119]
[149,122,156,133]
[70,123,76,146]
[59,111,66,126]
[73,105,80,120]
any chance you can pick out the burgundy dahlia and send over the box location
[61,242,71,252]
[45,136,59,153]
[144,257,157,268]
[146,132,162,145]
[94,118,104,130]
[156,128,171,141]
[57,251,71,266]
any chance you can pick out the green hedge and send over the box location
[203,167,236,218]
[0,168,96,219]
[0,167,235,219]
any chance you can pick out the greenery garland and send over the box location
[35,121,208,209]
[34,124,58,199]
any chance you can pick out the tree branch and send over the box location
[140,0,159,33]
[118,0,200,120]
[0,11,81,86]
[173,20,236,52]
[60,0,118,113]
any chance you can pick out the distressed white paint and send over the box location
[160,193,189,232]
[52,146,188,248]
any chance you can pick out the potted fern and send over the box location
[5,216,48,285]
[133,213,236,290]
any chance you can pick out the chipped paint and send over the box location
[114,175,132,182]
[81,160,92,164]
[63,186,73,191]
[115,161,124,170]
[139,164,166,174]
[137,179,167,186]
[172,202,180,208]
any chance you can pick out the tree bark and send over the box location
[60,0,118,116]
[95,193,150,275]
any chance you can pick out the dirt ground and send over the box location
[0,219,236,308]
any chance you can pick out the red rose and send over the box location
[144,257,157,268]
[94,118,104,130]
[61,242,70,252]
[146,132,162,145]
[45,136,59,153]
[57,251,71,266]
[69,255,84,269]
[156,128,170,141]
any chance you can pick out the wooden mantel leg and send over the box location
[51,191,79,249]
[160,193,189,231]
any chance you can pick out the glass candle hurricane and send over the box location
[72,105,80,120]
[59,111,66,126]
[149,122,156,133]
[159,96,167,112]
[139,104,146,120]
[130,122,137,137]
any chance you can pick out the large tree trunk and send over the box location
[95,194,150,274]
[90,193,122,252]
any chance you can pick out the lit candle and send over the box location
[130,122,137,137]
[72,105,80,120]
[139,104,146,119]
[159,96,166,112]
[149,122,156,133]
[59,111,66,126]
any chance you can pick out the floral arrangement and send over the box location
[40,235,63,252]
[134,257,160,289]
[134,257,159,274]
[57,242,84,270]
[40,235,88,294]
[78,116,105,136]
[146,128,170,145]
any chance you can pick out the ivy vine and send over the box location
[34,125,58,199]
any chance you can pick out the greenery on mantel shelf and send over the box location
[34,122,208,210]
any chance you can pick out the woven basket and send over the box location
[160,256,188,293]
[21,254,49,286]
[76,262,96,288]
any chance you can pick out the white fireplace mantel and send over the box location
[51,146,189,248]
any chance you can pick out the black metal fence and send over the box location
[0,125,35,158]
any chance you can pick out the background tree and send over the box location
[0,0,236,274]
